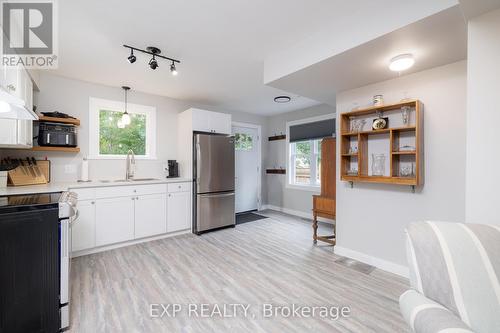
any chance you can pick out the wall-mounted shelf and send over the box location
[268,134,286,141]
[37,115,80,126]
[30,146,80,153]
[340,99,423,187]
[266,169,286,174]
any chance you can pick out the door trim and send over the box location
[232,121,262,211]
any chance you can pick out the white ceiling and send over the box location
[267,6,467,106]
[54,0,460,115]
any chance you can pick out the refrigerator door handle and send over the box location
[198,192,235,198]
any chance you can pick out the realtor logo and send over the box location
[1,0,58,68]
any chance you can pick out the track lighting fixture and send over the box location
[123,44,180,73]
[149,56,158,70]
[170,61,178,76]
[127,49,136,63]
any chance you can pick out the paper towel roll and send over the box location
[80,157,89,181]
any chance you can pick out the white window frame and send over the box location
[88,97,157,160]
[286,113,336,191]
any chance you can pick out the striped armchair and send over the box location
[400,221,500,333]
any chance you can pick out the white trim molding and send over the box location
[88,97,157,160]
[334,246,410,278]
[232,121,263,211]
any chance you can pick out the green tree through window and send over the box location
[99,109,146,155]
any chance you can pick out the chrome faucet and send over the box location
[125,149,135,180]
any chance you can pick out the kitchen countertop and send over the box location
[0,178,192,196]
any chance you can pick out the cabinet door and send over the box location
[0,119,18,146]
[209,112,231,134]
[191,109,212,133]
[134,193,167,239]
[72,200,96,252]
[167,191,191,232]
[95,197,135,246]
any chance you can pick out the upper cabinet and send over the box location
[190,108,232,134]
[177,108,232,178]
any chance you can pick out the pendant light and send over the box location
[121,86,131,126]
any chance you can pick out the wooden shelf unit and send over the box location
[30,146,80,153]
[37,115,80,126]
[340,100,423,187]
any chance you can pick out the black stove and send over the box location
[0,192,62,214]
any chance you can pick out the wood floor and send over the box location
[69,210,410,332]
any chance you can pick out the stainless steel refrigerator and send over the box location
[193,133,235,234]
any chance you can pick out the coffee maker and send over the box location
[167,160,179,178]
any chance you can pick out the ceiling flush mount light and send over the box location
[274,96,291,103]
[123,44,180,75]
[389,54,415,72]
[121,86,131,126]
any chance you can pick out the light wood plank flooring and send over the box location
[69,210,409,332]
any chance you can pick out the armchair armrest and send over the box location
[400,289,474,333]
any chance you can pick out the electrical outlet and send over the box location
[64,164,77,174]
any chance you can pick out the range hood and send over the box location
[0,89,38,120]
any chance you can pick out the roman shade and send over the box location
[289,118,335,143]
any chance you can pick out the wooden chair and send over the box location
[312,137,336,245]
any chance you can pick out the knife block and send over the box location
[7,160,50,186]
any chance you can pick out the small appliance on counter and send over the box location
[167,160,179,178]
[38,122,78,147]
[0,191,78,332]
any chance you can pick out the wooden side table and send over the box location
[312,195,336,245]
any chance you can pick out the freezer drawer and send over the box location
[195,134,235,193]
[196,192,235,233]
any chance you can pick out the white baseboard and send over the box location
[260,204,334,224]
[71,229,192,258]
[334,246,409,278]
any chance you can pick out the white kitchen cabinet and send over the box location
[167,191,191,232]
[0,118,33,148]
[72,200,96,252]
[95,196,135,246]
[134,193,167,239]
[190,108,231,135]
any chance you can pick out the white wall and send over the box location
[265,104,336,215]
[466,8,500,226]
[336,61,467,274]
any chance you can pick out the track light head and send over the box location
[170,62,178,76]
[149,56,158,70]
[127,49,136,63]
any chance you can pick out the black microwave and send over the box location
[38,122,77,147]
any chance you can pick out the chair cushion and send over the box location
[405,221,500,333]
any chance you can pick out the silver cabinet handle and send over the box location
[132,197,135,200]
[198,192,235,198]
[91,201,95,205]
[6,84,16,91]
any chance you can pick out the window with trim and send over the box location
[89,98,157,159]
[287,115,335,188]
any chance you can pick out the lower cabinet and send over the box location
[71,199,96,252]
[95,197,135,246]
[134,193,167,239]
[71,183,191,254]
[167,191,191,232]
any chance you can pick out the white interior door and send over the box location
[233,125,259,213]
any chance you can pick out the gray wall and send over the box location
[336,61,466,273]
[265,104,336,214]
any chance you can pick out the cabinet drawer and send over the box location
[70,188,95,201]
[95,184,166,199]
[167,182,191,193]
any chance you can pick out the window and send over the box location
[290,139,322,186]
[286,114,335,189]
[89,98,156,159]
[234,133,253,151]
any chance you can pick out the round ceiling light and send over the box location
[274,96,291,103]
[389,54,415,72]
